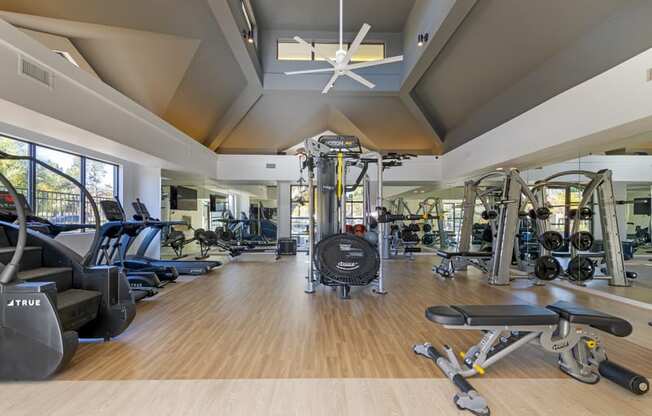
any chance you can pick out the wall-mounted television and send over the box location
[634,198,651,216]
[170,186,197,211]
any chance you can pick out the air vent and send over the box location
[266,163,276,169]
[20,58,52,88]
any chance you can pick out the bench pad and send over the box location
[426,304,559,326]
[546,301,632,337]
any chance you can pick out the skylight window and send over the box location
[52,50,79,68]
[241,1,254,34]
[277,40,384,62]
[277,40,312,61]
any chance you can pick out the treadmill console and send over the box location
[132,200,151,220]
[100,200,125,222]
[0,191,33,215]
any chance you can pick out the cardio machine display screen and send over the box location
[100,200,125,221]
[0,191,33,215]
[132,201,151,219]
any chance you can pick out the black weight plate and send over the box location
[536,207,551,220]
[579,207,593,220]
[315,234,379,286]
[570,231,594,251]
[534,256,561,281]
[422,223,432,233]
[567,256,595,281]
[422,233,435,246]
[539,231,564,251]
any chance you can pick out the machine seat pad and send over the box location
[425,306,466,325]
[546,301,632,337]
[436,250,492,259]
[450,305,559,326]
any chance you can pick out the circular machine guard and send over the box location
[315,234,379,286]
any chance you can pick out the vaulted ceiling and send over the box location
[255,0,415,32]
[0,0,649,155]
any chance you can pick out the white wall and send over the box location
[216,154,443,183]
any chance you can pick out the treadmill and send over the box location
[123,199,221,275]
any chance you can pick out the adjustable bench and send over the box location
[414,301,648,416]
[433,250,493,278]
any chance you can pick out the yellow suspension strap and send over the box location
[336,151,344,201]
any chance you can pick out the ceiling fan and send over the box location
[284,0,403,94]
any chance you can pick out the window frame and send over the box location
[0,133,120,230]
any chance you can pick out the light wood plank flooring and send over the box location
[53,254,652,380]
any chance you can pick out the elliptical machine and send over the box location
[127,199,223,273]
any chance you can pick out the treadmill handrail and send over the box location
[0,151,101,267]
[0,172,28,285]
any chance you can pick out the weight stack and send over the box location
[277,238,297,256]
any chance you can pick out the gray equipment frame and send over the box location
[303,136,386,296]
[532,169,628,286]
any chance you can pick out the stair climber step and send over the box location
[56,289,102,332]
[0,246,42,271]
[0,226,11,247]
[18,267,73,292]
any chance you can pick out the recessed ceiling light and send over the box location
[417,33,429,47]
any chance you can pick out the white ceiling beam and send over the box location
[399,0,478,152]
[205,0,264,151]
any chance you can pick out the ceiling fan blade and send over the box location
[344,71,375,89]
[346,55,403,70]
[285,68,336,75]
[294,36,336,65]
[322,73,339,94]
[343,23,371,65]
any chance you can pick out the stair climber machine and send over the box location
[125,199,222,274]
[88,199,174,301]
[0,151,135,380]
[300,135,412,299]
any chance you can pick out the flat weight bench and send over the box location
[414,301,649,416]
[433,250,493,278]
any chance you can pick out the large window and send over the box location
[345,186,364,225]
[0,134,119,227]
[85,158,118,224]
[35,146,82,224]
[278,40,384,62]
[291,185,310,250]
[0,136,30,195]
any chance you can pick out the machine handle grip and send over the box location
[452,374,474,394]
[599,360,649,395]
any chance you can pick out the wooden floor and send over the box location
[2,254,651,415]
[2,378,650,416]
[55,254,652,380]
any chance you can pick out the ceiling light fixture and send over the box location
[242,30,254,44]
[417,33,429,47]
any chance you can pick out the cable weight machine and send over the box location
[300,135,409,299]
